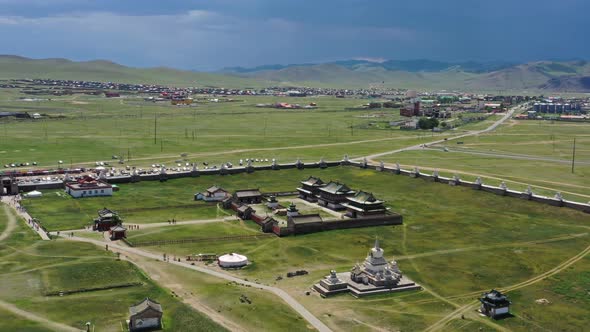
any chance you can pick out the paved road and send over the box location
[59,234,333,332]
[359,104,526,161]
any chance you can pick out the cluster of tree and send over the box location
[418,117,439,130]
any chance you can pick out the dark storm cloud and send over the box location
[0,0,587,69]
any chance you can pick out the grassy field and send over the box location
[3,81,590,331]
[0,207,227,332]
[22,166,590,331]
[0,93,440,169]
[0,309,54,332]
[382,119,590,201]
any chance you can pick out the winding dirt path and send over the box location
[59,234,333,332]
[0,205,16,242]
[0,299,81,332]
[423,243,590,332]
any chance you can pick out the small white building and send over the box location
[65,178,113,198]
[218,253,248,268]
[195,186,230,202]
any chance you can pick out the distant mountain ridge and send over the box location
[221,59,518,74]
[2,55,590,91]
[222,58,590,92]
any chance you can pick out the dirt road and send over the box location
[0,205,16,242]
[0,299,81,332]
[60,234,333,332]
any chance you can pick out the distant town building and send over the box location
[479,290,511,318]
[128,298,163,332]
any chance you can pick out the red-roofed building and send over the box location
[65,176,113,198]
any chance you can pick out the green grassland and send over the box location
[0,93,436,169]
[382,119,590,201]
[0,208,227,332]
[126,222,259,243]
[23,188,222,230]
[0,309,54,332]
[22,166,590,331]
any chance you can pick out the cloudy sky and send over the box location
[0,0,588,70]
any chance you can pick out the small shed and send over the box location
[479,289,511,318]
[129,298,163,331]
[109,225,127,241]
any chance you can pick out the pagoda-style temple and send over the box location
[93,208,122,231]
[479,290,511,318]
[316,181,356,210]
[313,239,420,297]
[297,176,325,202]
[342,191,388,218]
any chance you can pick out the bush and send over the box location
[417,117,439,130]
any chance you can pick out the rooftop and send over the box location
[129,298,163,316]
[235,189,262,198]
[346,191,384,205]
[319,181,355,195]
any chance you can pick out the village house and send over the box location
[316,181,356,210]
[195,186,230,202]
[128,298,163,332]
[341,191,388,218]
[65,177,113,198]
[297,176,326,202]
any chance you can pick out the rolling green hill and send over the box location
[0,55,264,88]
[2,55,590,91]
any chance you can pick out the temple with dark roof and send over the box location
[316,181,356,210]
[297,176,326,202]
[342,191,388,218]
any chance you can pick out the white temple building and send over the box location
[314,238,420,297]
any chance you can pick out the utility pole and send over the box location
[154,113,157,145]
[127,148,130,162]
[571,137,576,174]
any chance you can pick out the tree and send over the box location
[417,117,439,130]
